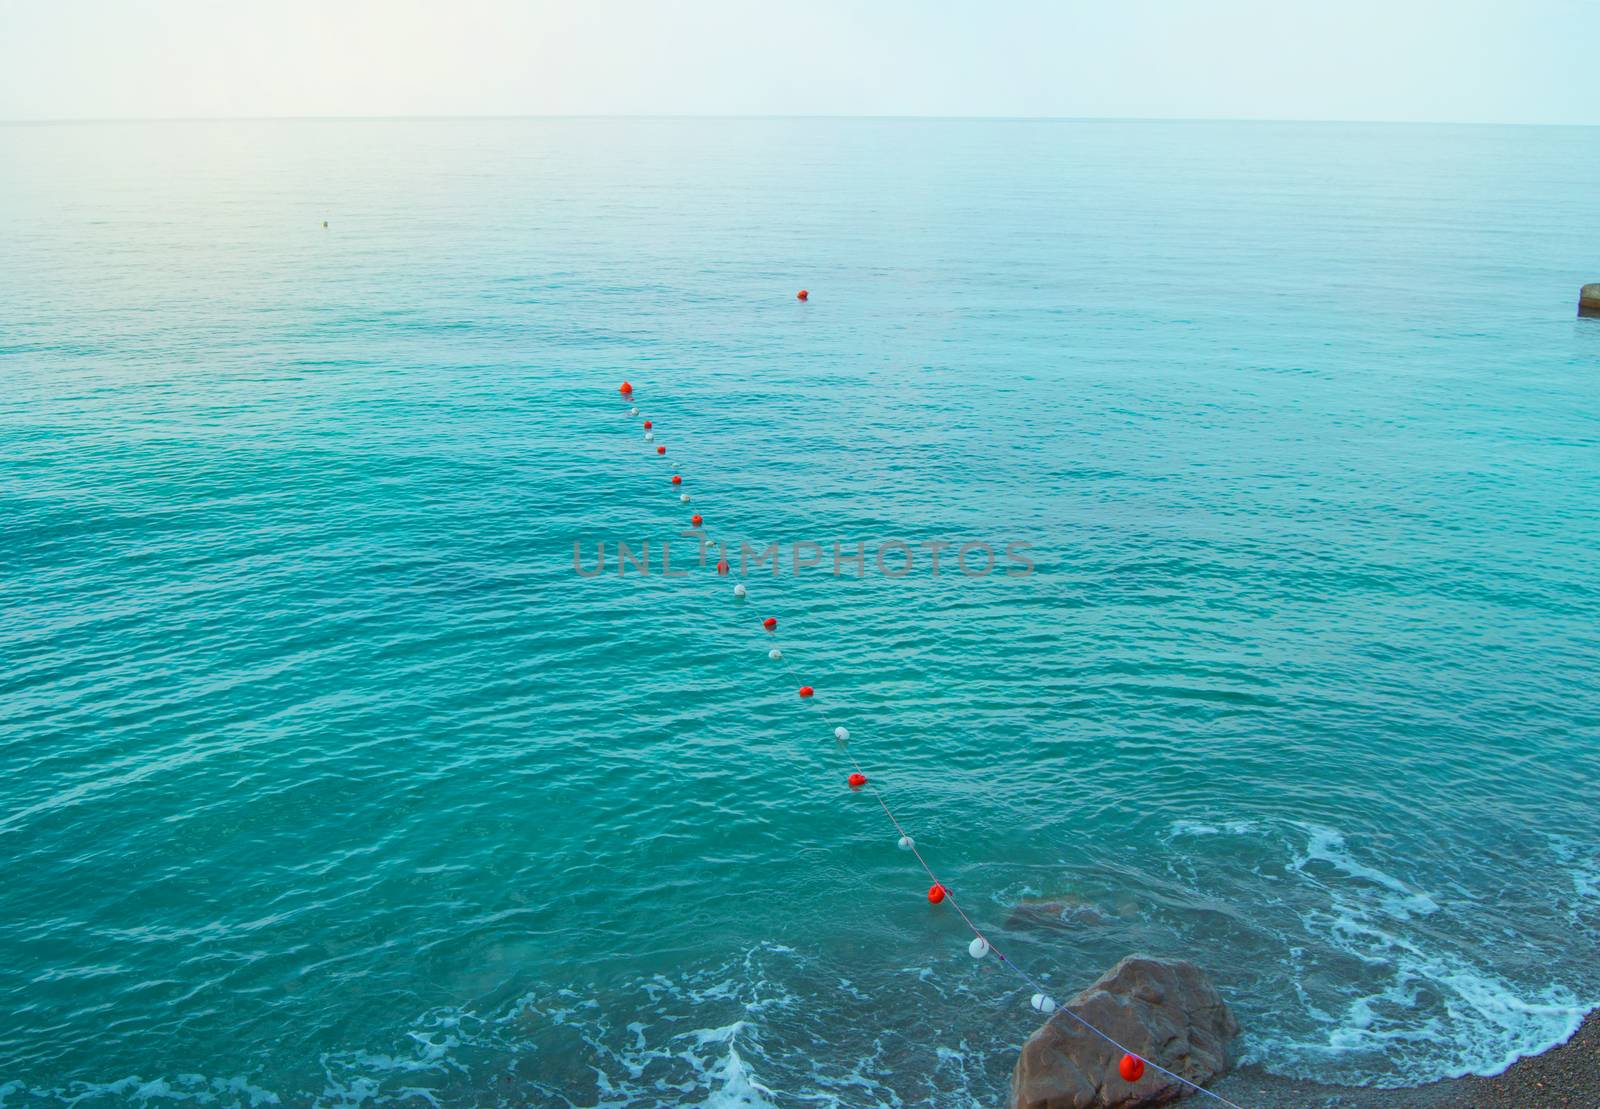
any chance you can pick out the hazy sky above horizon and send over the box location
[2,0,1595,125]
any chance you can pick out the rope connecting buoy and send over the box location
[691,514,703,527]
[606,384,1246,1109]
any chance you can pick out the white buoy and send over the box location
[645,432,654,442]
[1030,993,1056,1013]
[898,835,914,851]
[680,493,690,503]
[629,407,638,416]
[768,648,782,660]
[968,936,989,959]
[834,726,849,743]
[734,584,747,598]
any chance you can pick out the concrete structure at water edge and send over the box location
[1581,284,1600,318]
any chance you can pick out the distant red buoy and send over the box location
[717,559,730,575]
[927,883,946,904]
[656,446,666,455]
[798,686,814,698]
[848,772,867,789]
[1119,1055,1145,1083]
[796,290,809,301]
[762,617,777,631]
[671,475,682,485]
[620,381,633,394]
[643,420,652,429]
[691,514,703,527]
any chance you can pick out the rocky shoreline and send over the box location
[1008,951,1596,1108]
[1210,1009,1600,1108]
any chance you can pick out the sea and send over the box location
[1,117,1597,1107]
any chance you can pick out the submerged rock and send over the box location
[1012,956,1238,1109]
[1005,896,1114,932]
[1582,284,1600,318]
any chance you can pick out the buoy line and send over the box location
[611,379,1245,1108]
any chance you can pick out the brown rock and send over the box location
[1581,284,1600,318]
[1012,956,1239,1109]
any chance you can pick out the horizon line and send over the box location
[2,111,1597,128]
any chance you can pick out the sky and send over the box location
[1,0,1596,125]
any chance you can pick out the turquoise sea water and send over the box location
[2,118,1598,1106]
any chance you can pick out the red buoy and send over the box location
[671,475,682,485]
[1119,1055,1145,1083]
[796,290,809,301]
[716,559,730,575]
[798,686,814,698]
[762,617,777,631]
[656,446,666,455]
[927,883,946,904]
[690,513,703,527]
[620,381,633,394]
[848,772,867,789]
[643,420,652,429]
